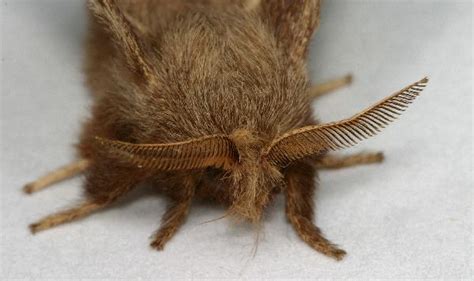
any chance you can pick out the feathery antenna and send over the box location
[264,77,429,167]
[95,135,240,171]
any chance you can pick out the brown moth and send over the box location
[25,0,428,261]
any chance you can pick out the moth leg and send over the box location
[29,200,106,233]
[29,161,148,234]
[23,159,91,194]
[284,162,346,260]
[150,176,196,250]
[309,74,352,99]
[315,152,384,170]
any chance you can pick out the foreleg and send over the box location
[284,162,346,260]
[150,175,197,250]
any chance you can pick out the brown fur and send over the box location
[80,0,313,222]
[26,0,428,261]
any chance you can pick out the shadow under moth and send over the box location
[25,0,428,261]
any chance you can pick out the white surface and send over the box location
[1,1,472,280]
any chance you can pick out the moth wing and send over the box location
[259,0,322,64]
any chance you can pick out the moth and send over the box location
[25,0,428,261]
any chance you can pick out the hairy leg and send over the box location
[150,175,197,250]
[284,162,346,260]
[30,200,105,233]
[316,152,384,170]
[29,160,148,233]
[309,74,352,99]
[24,159,90,194]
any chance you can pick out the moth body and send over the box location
[26,0,428,261]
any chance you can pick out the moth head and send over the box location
[224,129,284,222]
[95,77,428,222]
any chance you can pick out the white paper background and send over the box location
[1,0,472,280]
